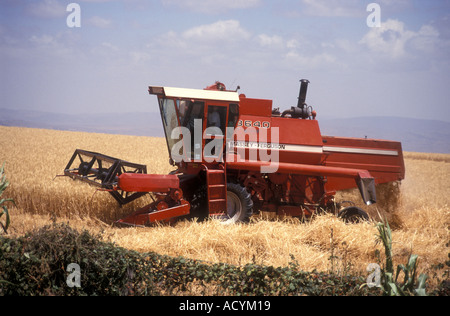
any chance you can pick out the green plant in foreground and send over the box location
[376,219,428,296]
[0,163,15,234]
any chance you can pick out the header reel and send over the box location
[64,149,148,205]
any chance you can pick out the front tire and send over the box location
[221,183,253,224]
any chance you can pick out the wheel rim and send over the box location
[223,191,242,224]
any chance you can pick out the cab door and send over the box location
[203,103,228,163]
[202,102,240,217]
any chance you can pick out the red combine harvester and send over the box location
[64,80,405,226]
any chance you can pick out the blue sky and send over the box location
[1,0,449,122]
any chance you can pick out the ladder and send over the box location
[205,166,227,216]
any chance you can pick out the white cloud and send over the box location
[409,25,440,54]
[27,32,81,60]
[30,34,57,46]
[333,39,356,53]
[162,0,261,14]
[148,18,348,72]
[145,20,253,69]
[360,19,440,59]
[182,20,251,43]
[286,39,300,49]
[377,0,412,11]
[257,34,284,49]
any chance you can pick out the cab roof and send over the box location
[149,86,240,103]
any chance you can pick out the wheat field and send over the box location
[0,126,448,284]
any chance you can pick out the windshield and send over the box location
[159,98,181,158]
[158,98,236,163]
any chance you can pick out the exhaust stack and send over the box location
[282,79,313,119]
[297,79,310,108]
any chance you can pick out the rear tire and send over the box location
[338,206,369,223]
[221,183,253,224]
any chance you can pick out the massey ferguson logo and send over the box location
[170,121,280,174]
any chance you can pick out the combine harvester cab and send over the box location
[63,80,405,226]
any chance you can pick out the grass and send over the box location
[0,125,448,290]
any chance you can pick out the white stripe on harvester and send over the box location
[233,141,323,154]
[323,146,398,156]
[232,142,398,156]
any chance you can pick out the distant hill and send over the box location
[0,108,164,137]
[1,108,449,153]
[319,116,450,154]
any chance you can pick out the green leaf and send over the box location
[0,181,8,196]
[1,205,10,233]
[395,264,406,283]
[414,274,428,296]
[387,282,400,296]
[400,255,419,290]
[0,198,15,206]
[414,288,427,296]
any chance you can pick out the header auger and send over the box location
[63,80,405,226]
